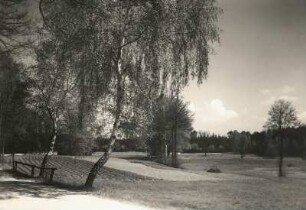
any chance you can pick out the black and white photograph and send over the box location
[0,0,306,209]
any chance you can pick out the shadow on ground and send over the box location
[0,170,84,200]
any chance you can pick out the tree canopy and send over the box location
[264,99,300,130]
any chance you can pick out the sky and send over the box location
[182,0,306,135]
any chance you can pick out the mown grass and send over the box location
[6,153,306,210]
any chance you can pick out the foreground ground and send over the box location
[1,152,306,210]
[0,169,159,210]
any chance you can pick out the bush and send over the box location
[114,138,146,152]
[94,137,110,152]
[217,145,225,152]
[207,167,221,173]
[208,145,215,153]
[56,132,95,156]
[264,142,277,158]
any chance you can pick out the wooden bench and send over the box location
[13,161,57,183]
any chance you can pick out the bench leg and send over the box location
[31,166,35,177]
[50,169,55,183]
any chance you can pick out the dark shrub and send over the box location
[207,167,221,173]
[94,136,110,152]
[114,138,146,152]
[56,132,95,156]
[264,142,277,158]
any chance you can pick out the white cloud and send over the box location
[200,99,238,123]
[261,85,297,105]
[281,85,296,94]
[298,112,306,122]
[188,103,196,113]
[260,89,272,95]
[189,99,239,134]
[241,107,249,115]
[263,95,298,106]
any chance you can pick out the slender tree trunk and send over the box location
[0,93,3,166]
[167,132,171,157]
[204,140,207,157]
[78,68,86,130]
[174,125,177,167]
[85,43,125,188]
[0,112,6,166]
[240,150,244,159]
[40,117,57,176]
[171,129,174,161]
[0,113,3,166]
[279,135,284,177]
[1,133,4,166]
[163,130,167,163]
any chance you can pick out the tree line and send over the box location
[190,126,306,159]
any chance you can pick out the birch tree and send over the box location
[29,37,75,171]
[38,0,222,187]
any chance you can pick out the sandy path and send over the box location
[0,169,161,210]
[0,195,160,210]
[80,157,221,181]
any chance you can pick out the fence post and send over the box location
[12,153,14,169]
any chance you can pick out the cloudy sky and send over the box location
[183,0,306,135]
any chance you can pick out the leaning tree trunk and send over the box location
[85,82,123,188]
[85,43,124,188]
[39,117,57,176]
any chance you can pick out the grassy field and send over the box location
[5,153,306,210]
[179,153,306,179]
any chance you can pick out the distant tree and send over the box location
[228,130,251,159]
[238,131,251,158]
[189,131,230,154]
[167,97,193,166]
[251,131,266,156]
[198,132,211,156]
[264,99,300,176]
[190,130,198,140]
[149,96,193,166]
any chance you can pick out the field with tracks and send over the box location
[3,152,306,210]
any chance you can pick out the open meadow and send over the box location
[2,152,305,210]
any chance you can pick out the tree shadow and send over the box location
[0,170,85,200]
